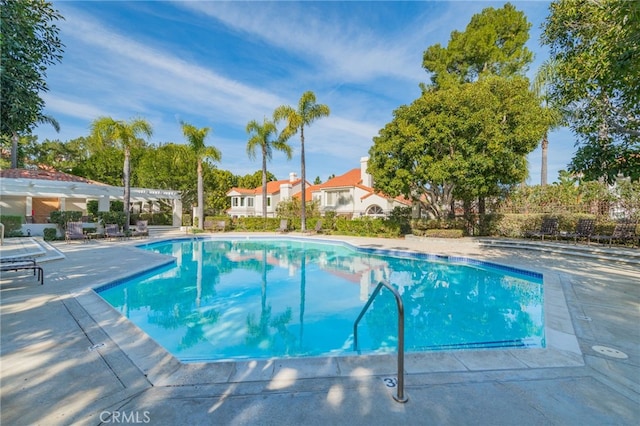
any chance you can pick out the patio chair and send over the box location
[565,218,596,245]
[132,220,149,238]
[525,217,559,241]
[594,221,638,247]
[276,219,289,233]
[1,258,44,285]
[105,224,125,240]
[65,221,87,243]
[304,220,323,235]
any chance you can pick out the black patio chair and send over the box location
[525,217,559,241]
[565,218,596,245]
[1,258,44,285]
[594,221,638,247]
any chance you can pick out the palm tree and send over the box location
[181,122,221,229]
[532,59,565,186]
[274,91,330,232]
[246,116,293,219]
[90,117,152,231]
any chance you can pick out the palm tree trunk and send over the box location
[11,132,18,169]
[262,146,268,219]
[197,158,204,229]
[300,126,306,232]
[541,133,548,186]
[123,147,131,231]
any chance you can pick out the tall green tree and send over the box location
[137,143,197,212]
[207,168,237,215]
[370,3,543,218]
[181,122,221,229]
[1,0,64,167]
[542,0,640,182]
[369,76,546,218]
[246,117,293,218]
[236,170,276,190]
[90,117,152,230]
[423,2,532,87]
[26,137,89,173]
[274,91,330,231]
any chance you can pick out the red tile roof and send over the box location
[229,178,303,195]
[0,168,107,185]
[318,168,362,188]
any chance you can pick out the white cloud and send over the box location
[41,95,108,121]
[177,1,428,83]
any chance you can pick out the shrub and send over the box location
[234,217,281,231]
[423,229,465,238]
[97,211,126,227]
[49,211,83,229]
[0,215,23,234]
[334,217,402,238]
[135,212,172,226]
[411,218,466,236]
[43,228,58,241]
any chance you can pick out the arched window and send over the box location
[365,205,384,217]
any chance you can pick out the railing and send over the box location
[353,280,408,403]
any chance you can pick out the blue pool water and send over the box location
[96,238,544,362]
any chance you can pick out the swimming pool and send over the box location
[96,237,544,362]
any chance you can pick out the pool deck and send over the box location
[1,232,638,425]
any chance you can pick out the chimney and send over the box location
[289,172,297,183]
[360,157,372,187]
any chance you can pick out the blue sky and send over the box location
[36,0,575,185]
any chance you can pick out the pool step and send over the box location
[476,238,640,266]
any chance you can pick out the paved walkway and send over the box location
[1,234,638,425]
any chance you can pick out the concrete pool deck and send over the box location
[1,232,638,425]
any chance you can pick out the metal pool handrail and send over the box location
[353,280,408,403]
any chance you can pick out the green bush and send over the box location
[411,218,466,236]
[135,212,172,226]
[423,229,465,238]
[49,211,83,229]
[0,215,24,234]
[234,217,282,231]
[87,200,99,219]
[97,211,126,227]
[43,228,58,241]
[334,217,402,238]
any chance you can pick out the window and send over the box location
[326,190,352,207]
[247,197,254,207]
[240,197,245,207]
[233,197,239,207]
[267,197,271,207]
[366,205,384,217]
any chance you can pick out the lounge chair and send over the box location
[105,224,126,240]
[304,220,323,235]
[564,218,596,245]
[132,220,149,238]
[65,221,87,243]
[525,217,559,241]
[594,221,638,247]
[1,258,44,285]
[276,219,289,233]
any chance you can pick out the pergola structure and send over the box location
[0,169,182,230]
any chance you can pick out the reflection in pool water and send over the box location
[97,238,544,362]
